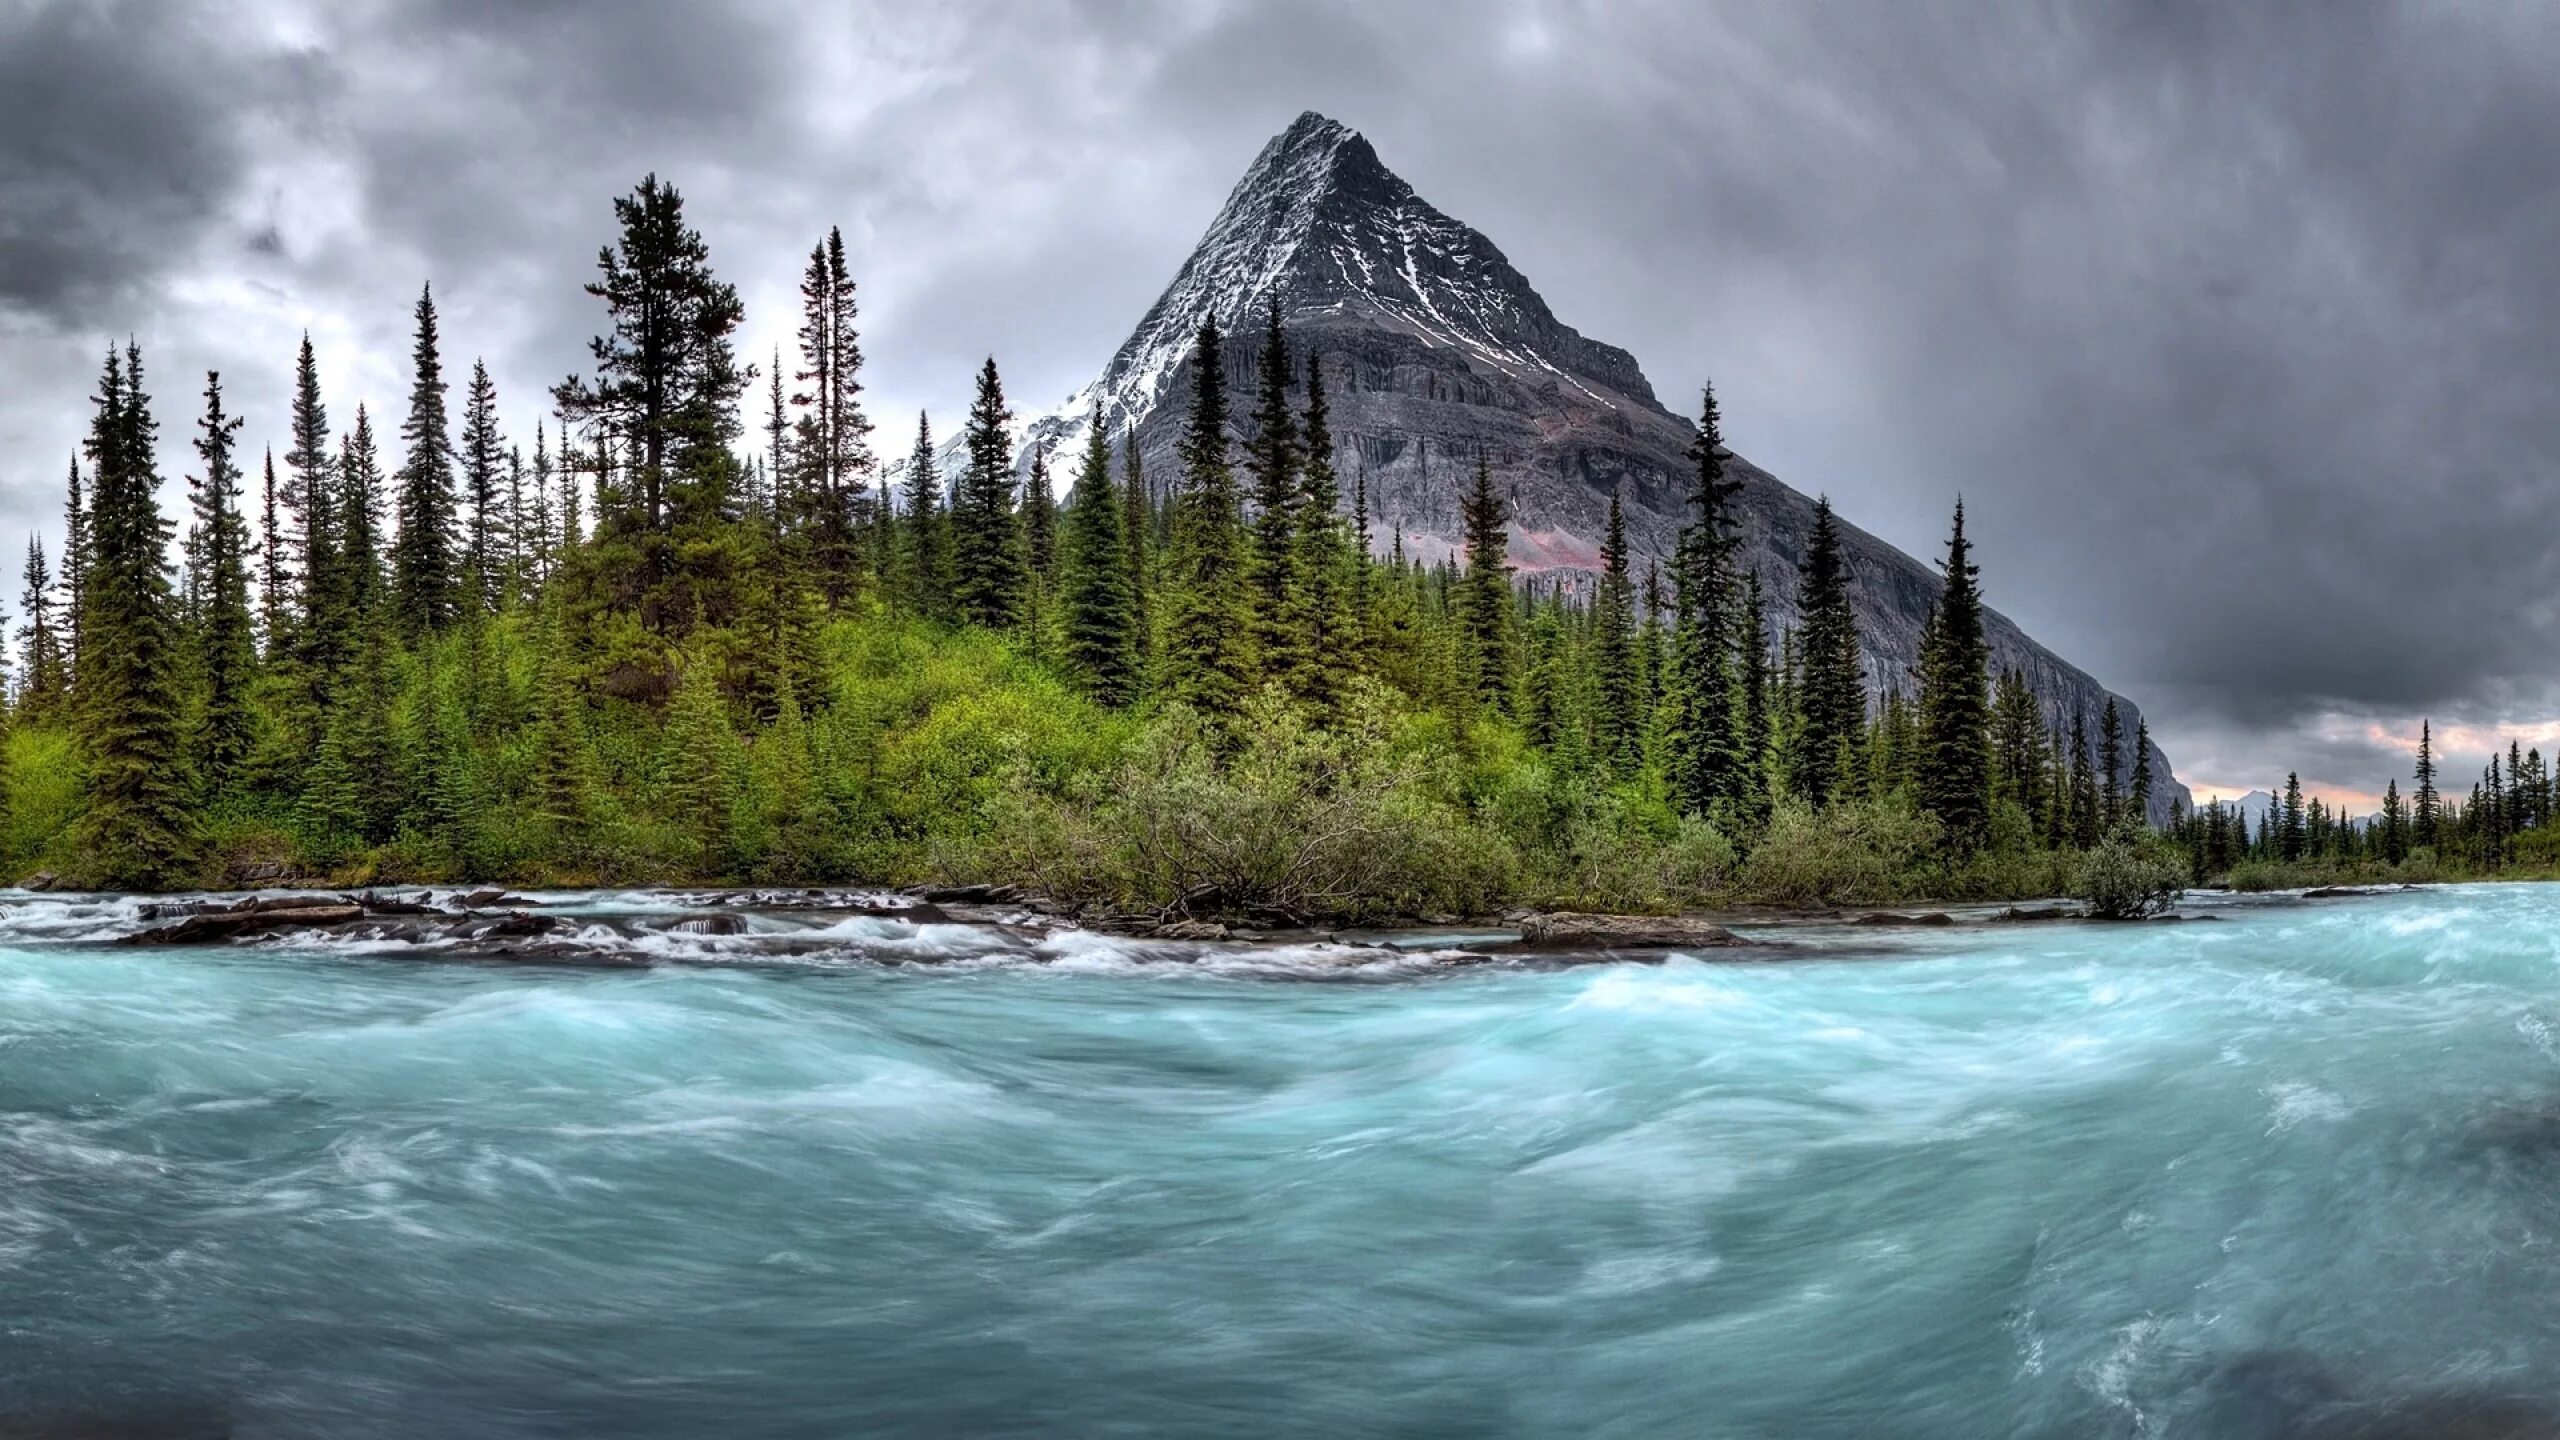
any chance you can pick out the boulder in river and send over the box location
[1851,911,1958,927]
[651,913,750,937]
[1152,919,1231,941]
[1515,912,1752,950]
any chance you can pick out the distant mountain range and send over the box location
[901,111,2188,822]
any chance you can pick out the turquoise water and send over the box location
[7,886,2560,1437]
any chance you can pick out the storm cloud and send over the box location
[4,0,2558,804]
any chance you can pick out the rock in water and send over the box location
[1515,912,1752,950]
[931,110,2186,824]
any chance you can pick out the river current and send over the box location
[6,884,2560,1437]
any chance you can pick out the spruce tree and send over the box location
[1121,429,1152,662]
[949,358,1024,629]
[1022,453,1057,578]
[62,457,89,676]
[1592,492,1641,772]
[2128,717,2154,828]
[1244,293,1300,660]
[1283,356,1355,712]
[899,413,949,619]
[1457,455,1511,713]
[792,226,873,605]
[2280,771,2307,861]
[1162,318,1255,717]
[188,370,257,798]
[16,540,64,715]
[2414,720,2440,850]
[1737,569,1772,817]
[2380,777,2409,863]
[1670,384,1742,816]
[1058,415,1139,706]
[1915,499,1992,847]
[284,332,332,620]
[75,344,196,887]
[459,358,508,616]
[391,284,460,637]
[2097,697,2124,830]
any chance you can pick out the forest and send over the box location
[8,174,2523,918]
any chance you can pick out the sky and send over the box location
[5,0,2558,809]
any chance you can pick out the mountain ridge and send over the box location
[901,111,2191,822]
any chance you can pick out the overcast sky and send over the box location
[6,0,2558,806]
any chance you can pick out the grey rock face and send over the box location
[987,111,2187,821]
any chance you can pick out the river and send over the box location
[4,884,2558,1437]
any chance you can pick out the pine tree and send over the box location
[1161,318,1254,717]
[791,226,873,605]
[62,456,90,676]
[1737,569,1772,818]
[257,449,284,654]
[1022,453,1057,578]
[1990,670,2046,829]
[391,284,461,637]
[2414,720,2441,850]
[1058,414,1139,706]
[75,344,196,887]
[656,654,737,870]
[283,332,332,623]
[459,358,508,616]
[2067,712,2098,848]
[899,413,949,619]
[1121,429,1152,664]
[2097,697,2124,830]
[949,358,1024,629]
[1792,495,1864,808]
[2128,717,2154,829]
[1244,293,1299,660]
[2280,772,2307,861]
[1670,384,1742,816]
[553,174,750,634]
[1457,455,1511,712]
[1282,356,1355,712]
[2380,777,2409,863]
[1591,492,1641,772]
[1915,499,1992,847]
[188,370,257,797]
[16,540,64,715]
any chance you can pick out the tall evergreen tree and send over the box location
[1793,497,1864,808]
[552,174,750,634]
[391,284,460,637]
[1591,492,1641,772]
[1022,454,1057,579]
[792,225,874,604]
[283,332,331,618]
[950,358,1024,629]
[2414,720,2441,850]
[1283,355,1355,711]
[75,344,196,886]
[1244,293,1300,658]
[1670,384,1742,815]
[1457,455,1511,712]
[2097,697,2125,830]
[2128,717,2154,828]
[188,371,257,797]
[899,413,949,619]
[1058,415,1139,706]
[63,456,90,674]
[459,358,508,616]
[1737,569,1773,819]
[1161,318,1254,717]
[1916,499,1992,847]
[17,540,64,715]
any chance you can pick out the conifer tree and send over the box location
[2067,711,2098,848]
[899,413,949,619]
[1244,293,1300,658]
[2279,771,2307,861]
[1282,357,1356,711]
[459,358,508,616]
[2414,720,2441,850]
[1670,385,1742,815]
[1591,492,1641,772]
[1457,455,1512,713]
[1915,499,1992,847]
[256,450,284,653]
[2380,777,2409,863]
[949,359,1024,629]
[1792,496,1864,807]
[62,457,89,674]
[75,344,196,887]
[1058,415,1139,706]
[656,655,736,870]
[1022,454,1057,578]
[1121,430,1151,658]
[283,332,332,617]
[188,371,257,797]
[553,174,749,633]
[16,540,64,715]
[1162,318,1254,717]
[792,226,873,604]
[1738,569,1772,818]
[2128,717,2154,828]
[2097,697,2124,830]
[391,284,460,637]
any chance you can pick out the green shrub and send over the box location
[2077,828,2186,918]
[1741,795,1945,907]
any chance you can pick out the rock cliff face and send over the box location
[987,111,2186,821]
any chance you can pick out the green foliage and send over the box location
[1740,796,1946,908]
[2076,825,2185,919]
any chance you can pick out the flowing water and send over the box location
[6,884,2560,1438]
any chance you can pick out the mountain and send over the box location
[959,111,2191,821]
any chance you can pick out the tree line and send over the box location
[0,171,2445,909]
